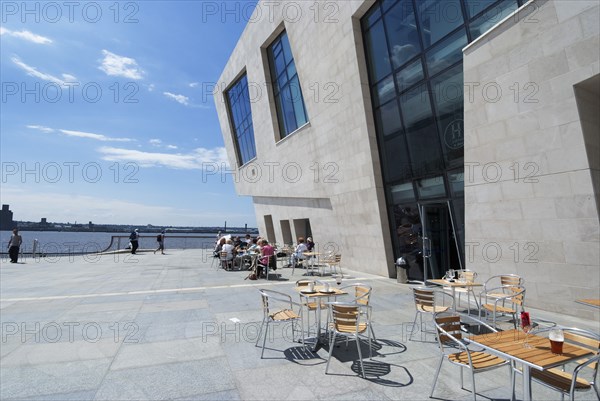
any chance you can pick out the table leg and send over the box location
[523,365,532,401]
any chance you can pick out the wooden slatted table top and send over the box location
[575,299,600,308]
[468,329,593,370]
[427,279,483,288]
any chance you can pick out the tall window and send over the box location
[267,31,308,138]
[226,74,256,166]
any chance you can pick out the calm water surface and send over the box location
[0,231,236,253]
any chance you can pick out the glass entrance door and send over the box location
[419,202,462,282]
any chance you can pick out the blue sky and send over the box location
[1,1,258,227]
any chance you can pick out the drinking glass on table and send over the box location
[334,274,342,286]
[549,328,564,355]
[520,311,533,349]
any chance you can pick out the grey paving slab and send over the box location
[1,249,599,401]
[94,358,236,400]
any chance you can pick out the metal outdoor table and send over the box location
[467,329,593,401]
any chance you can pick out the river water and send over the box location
[0,231,244,253]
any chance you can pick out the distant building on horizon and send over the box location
[0,204,15,231]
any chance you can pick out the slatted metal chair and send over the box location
[256,289,305,358]
[479,284,526,329]
[340,283,376,341]
[410,287,454,341]
[449,270,480,315]
[325,301,373,378]
[295,279,326,337]
[219,251,233,271]
[431,313,513,401]
[321,253,342,276]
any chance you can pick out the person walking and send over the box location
[154,230,165,254]
[129,229,139,254]
[7,228,22,263]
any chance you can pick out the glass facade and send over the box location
[361,0,521,280]
[267,31,309,139]
[226,74,256,166]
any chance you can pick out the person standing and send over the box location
[7,228,22,263]
[129,229,139,254]
[154,230,165,255]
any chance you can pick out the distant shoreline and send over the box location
[0,227,258,234]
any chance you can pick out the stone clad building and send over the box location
[214,0,599,318]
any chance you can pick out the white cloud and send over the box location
[97,146,228,170]
[99,50,144,80]
[189,82,199,88]
[1,27,52,44]
[167,145,178,150]
[148,84,155,92]
[163,92,189,106]
[60,129,133,142]
[26,125,55,133]
[149,139,162,146]
[27,125,133,142]
[11,57,76,86]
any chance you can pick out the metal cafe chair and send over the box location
[219,251,233,271]
[325,301,374,378]
[295,279,326,337]
[479,285,526,329]
[256,289,305,358]
[340,283,377,341]
[430,312,514,401]
[410,287,454,341]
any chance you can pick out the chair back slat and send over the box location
[500,275,522,286]
[414,288,435,308]
[355,286,371,305]
[435,315,462,343]
[332,304,359,329]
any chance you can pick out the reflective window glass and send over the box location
[431,64,464,168]
[469,0,518,39]
[364,3,382,27]
[384,134,411,181]
[268,31,309,138]
[417,0,464,48]
[448,170,464,196]
[396,58,424,93]
[391,182,415,204]
[384,0,421,69]
[416,176,447,199]
[399,83,432,130]
[226,74,256,166]
[464,0,501,18]
[376,99,403,137]
[364,20,392,83]
[405,119,443,176]
[374,75,396,107]
[425,28,467,77]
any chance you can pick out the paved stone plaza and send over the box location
[1,249,598,400]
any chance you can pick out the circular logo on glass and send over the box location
[443,119,464,150]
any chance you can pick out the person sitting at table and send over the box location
[214,237,226,257]
[247,237,260,252]
[222,239,235,261]
[257,239,275,278]
[290,237,308,268]
[306,237,315,252]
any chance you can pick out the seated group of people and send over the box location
[214,234,316,276]
[287,236,315,267]
[214,234,275,275]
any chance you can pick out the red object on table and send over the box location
[520,311,530,328]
